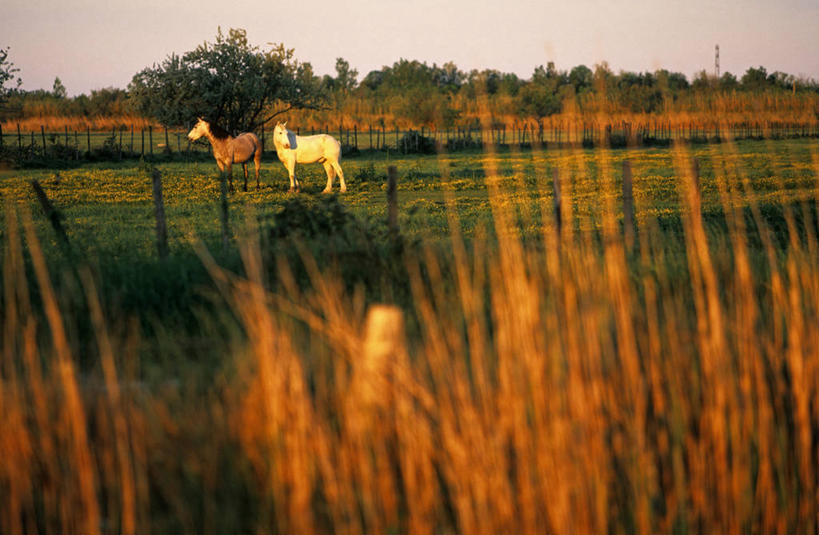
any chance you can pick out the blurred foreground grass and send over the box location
[1,136,819,533]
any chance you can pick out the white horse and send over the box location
[272,122,346,193]
[187,117,262,192]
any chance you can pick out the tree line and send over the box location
[2,29,818,133]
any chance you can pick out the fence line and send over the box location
[2,120,818,162]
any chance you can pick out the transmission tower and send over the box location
[715,44,720,79]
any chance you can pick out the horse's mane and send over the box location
[207,121,231,140]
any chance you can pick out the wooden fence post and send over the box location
[0,123,3,149]
[150,168,169,259]
[141,128,145,157]
[17,123,22,151]
[149,126,154,157]
[31,179,70,251]
[387,165,399,235]
[622,160,635,251]
[356,304,406,408]
[219,175,230,251]
[41,126,47,157]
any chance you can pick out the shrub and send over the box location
[397,129,437,154]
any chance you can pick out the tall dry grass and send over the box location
[2,118,819,533]
[4,90,817,135]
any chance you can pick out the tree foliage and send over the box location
[0,46,22,106]
[128,28,325,133]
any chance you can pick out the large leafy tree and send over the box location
[0,46,22,106]
[129,28,325,133]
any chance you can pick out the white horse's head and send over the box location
[273,122,290,149]
[187,117,209,141]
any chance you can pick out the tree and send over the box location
[691,70,713,91]
[718,72,739,90]
[52,77,67,99]
[128,28,325,133]
[334,57,358,93]
[518,84,561,118]
[0,46,22,106]
[569,65,593,92]
[740,66,769,91]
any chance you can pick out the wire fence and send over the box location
[2,119,818,162]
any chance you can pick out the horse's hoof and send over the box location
[340,187,347,194]
[321,188,331,194]
[288,187,298,194]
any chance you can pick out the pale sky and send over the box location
[2,0,818,96]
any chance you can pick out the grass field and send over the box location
[3,138,817,253]
[2,137,819,533]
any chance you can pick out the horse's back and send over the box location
[233,132,261,162]
[293,134,341,163]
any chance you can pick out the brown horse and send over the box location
[187,118,262,192]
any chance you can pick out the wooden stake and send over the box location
[219,175,230,250]
[150,168,169,259]
[31,179,70,250]
[387,165,399,235]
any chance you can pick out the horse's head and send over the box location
[187,117,209,141]
[273,122,290,149]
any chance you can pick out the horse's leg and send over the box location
[322,162,335,193]
[242,163,248,192]
[332,161,347,193]
[287,161,298,193]
[216,160,232,193]
[226,162,235,192]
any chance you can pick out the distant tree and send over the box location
[691,70,713,91]
[593,62,614,93]
[432,61,464,92]
[52,77,67,99]
[666,71,690,92]
[569,65,593,92]
[361,69,386,92]
[718,72,739,90]
[87,87,128,115]
[518,84,561,118]
[740,66,769,91]
[653,69,689,97]
[767,71,795,91]
[0,46,22,106]
[334,57,358,93]
[129,28,325,133]
[614,71,663,112]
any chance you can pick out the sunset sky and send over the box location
[2,0,818,96]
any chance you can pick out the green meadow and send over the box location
[2,138,816,256]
